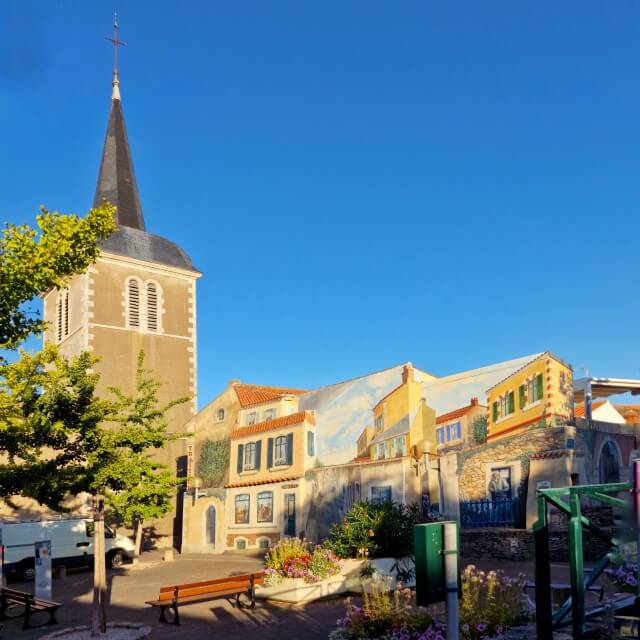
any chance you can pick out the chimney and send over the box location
[402,363,414,384]
[470,397,479,406]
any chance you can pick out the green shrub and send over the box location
[324,501,422,559]
[197,437,229,487]
[471,415,488,445]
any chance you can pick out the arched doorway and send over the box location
[205,505,216,547]
[599,440,621,484]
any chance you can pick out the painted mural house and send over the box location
[181,350,640,553]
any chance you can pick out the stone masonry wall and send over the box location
[457,427,567,501]
[461,527,611,562]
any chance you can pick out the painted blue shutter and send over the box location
[286,433,294,465]
[237,444,244,474]
[456,422,461,439]
[255,440,262,471]
[267,438,273,469]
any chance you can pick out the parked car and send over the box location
[1,516,135,581]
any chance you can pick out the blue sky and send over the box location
[2,2,640,408]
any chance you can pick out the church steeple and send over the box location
[93,14,145,230]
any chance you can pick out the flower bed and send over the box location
[256,537,347,603]
[328,564,529,640]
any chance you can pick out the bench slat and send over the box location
[158,572,263,593]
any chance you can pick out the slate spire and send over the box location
[93,16,145,230]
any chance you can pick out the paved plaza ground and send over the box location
[1,552,611,640]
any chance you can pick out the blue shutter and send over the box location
[456,422,461,439]
[237,444,244,474]
[267,438,273,469]
[255,440,262,471]
[286,433,294,465]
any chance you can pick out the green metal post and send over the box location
[534,493,553,639]
[568,490,585,640]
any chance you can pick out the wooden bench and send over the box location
[146,571,265,625]
[0,587,62,629]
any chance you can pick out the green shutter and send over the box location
[492,401,498,422]
[519,384,526,409]
[255,440,262,471]
[237,444,244,474]
[537,374,544,400]
[508,390,515,414]
[286,432,294,465]
[267,438,273,469]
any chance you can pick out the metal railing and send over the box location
[460,497,519,528]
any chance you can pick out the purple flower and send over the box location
[477,623,487,632]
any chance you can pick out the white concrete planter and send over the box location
[256,559,365,603]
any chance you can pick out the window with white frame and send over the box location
[263,408,275,422]
[274,435,289,466]
[247,412,257,425]
[243,442,257,470]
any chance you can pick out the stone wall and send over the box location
[457,427,566,501]
[460,527,611,562]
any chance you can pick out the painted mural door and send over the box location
[284,494,296,537]
[206,505,216,547]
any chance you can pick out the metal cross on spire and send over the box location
[105,11,126,99]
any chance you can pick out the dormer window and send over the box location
[264,408,275,422]
[247,412,257,425]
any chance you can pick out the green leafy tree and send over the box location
[1,204,116,350]
[471,414,488,445]
[100,350,189,556]
[197,437,230,487]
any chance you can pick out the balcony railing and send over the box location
[460,497,520,528]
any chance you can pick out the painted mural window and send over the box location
[275,436,289,465]
[307,431,315,456]
[393,436,407,456]
[257,491,273,523]
[234,494,250,524]
[243,443,257,470]
[436,427,445,444]
[488,467,511,499]
[264,408,275,422]
[446,422,462,441]
[371,486,392,504]
[247,412,257,425]
[521,374,544,407]
[498,391,515,420]
[217,408,225,422]
[375,415,384,433]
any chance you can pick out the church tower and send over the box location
[42,39,201,448]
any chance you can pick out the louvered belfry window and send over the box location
[127,278,141,328]
[56,295,63,342]
[146,282,158,332]
[64,290,69,337]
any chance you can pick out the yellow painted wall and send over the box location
[227,416,315,486]
[487,354,572,440]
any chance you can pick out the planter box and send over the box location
[256,559,364,604]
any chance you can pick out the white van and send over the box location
[1,517,135,581]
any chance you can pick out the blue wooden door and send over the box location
[285,494,295,537]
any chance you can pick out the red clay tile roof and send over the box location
[352,456,371,463]
[233,384,308,408]
[573,401,606,418]
[230,411,315,439]
[436,403,486,425]
[225,475,302,489]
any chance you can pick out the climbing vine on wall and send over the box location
[197,437,230,488]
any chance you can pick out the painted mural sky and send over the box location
[301,353,540,466]
[4,4,640,400]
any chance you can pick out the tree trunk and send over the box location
[134,518,143,557]
[91,504,107,637]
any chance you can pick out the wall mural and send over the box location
[300,354,542,466]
